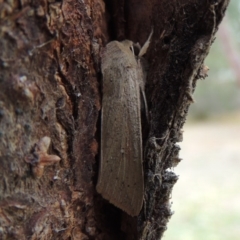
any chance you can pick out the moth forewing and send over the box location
[97,41,144,216]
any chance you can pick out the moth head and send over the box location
[121,40,136,56]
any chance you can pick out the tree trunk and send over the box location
[0,0,229,240]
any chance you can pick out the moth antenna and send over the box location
[139,28,153,57]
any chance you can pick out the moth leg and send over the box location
[140,88,149,122]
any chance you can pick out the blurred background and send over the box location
[165,0,240,239]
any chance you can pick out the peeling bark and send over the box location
[0,0,230,239]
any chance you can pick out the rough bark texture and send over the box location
[0,0,229,240]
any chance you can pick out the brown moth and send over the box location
[97,32,152,216]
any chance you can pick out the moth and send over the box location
[97,31,152,216]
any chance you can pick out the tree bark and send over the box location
[0,0,230,240]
